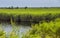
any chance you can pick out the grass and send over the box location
[22,18,60,38]
[0,16,60,38]
[0,24,6,38]
[0,19,20,38]
[0,7,60,16]
[0,7,60,25]
[0,7,60,38]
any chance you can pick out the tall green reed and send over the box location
[0,24,6,38]
[22,18,60,38]
[9,17,20,38]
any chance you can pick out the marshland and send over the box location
[0,7,60,38]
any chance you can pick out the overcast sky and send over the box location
[0,0,60,7]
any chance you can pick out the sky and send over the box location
[0,0,60,7]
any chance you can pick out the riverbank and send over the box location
[0,7,60,25]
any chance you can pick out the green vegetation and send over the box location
[2,19,60,38]
[22,18,60,38]
[0,7,60,16]
[0,7,60,38]
[0,19,20,38]
[0,7,60,24]
[0,24,6,38]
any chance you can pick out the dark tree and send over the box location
[16,6,19,9]
[25,6,27,9]
[10,6,13,9]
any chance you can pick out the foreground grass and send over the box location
[22,18,60,38]
[0,18,60,38]
[0,19,20,38]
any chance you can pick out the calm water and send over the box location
[1,24,31,38]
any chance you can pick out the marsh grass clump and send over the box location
[22,18,60,38]
[10,17,20,38]
[0,24,6,38]
[9,31,19,38]
[0,17,20,38]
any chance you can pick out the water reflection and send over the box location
[1,23,31,38]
